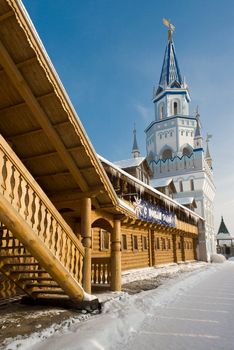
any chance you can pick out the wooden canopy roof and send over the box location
[0,0,134,217]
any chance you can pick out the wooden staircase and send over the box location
[0,135,86,303]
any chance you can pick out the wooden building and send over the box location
[0,0,203,305]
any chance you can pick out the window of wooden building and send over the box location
[121,234,128,251]
[167,238,171,250]
[132,235,138,250]
[142,236,148,250]
[161,238,166,250]
[101,230,110,251]
[178,241,181,249]
[155,237,160,250]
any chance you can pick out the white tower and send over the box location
[145,20,216,261]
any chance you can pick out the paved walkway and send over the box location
[126,262,234,350]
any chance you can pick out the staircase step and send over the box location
[0,254,32,259]
[31,289,65,295]
[26,283,59,288]
[10,269,46,274]
[0,245,25,250]
[4,262,39,267]
[19,276,53,282]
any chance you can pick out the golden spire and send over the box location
[163,18,175,42]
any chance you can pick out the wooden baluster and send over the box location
[32,194,40,232]
[103,263,107,284]
[38,202,47,241]
[1,154,7,193]
[0,151,5,194]
[78,253,83,284]
[56,225,63,260]
[93,263,97,284]
[52,221,59,256]
[98,263,102,284]
[44,211,51,247]
[23,184,30,220]
[4,156,13,202]
[65,239,72,272]
[26,186,34,228]
[62,233,67,267]
[70,243,76,279]
[43,208,48,243]
[30,192,36,229]
[9,164,16,204]
[11,167,21,211]
[17,175,23,214]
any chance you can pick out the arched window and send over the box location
[174,101,178,115]
[190,179,194,191]
[182,146,192,156]
[162,148,172,160]
[179,180,183,192]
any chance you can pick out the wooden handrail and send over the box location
[0,135,84,287]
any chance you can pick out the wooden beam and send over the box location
[35,171,70,180]
[0,56,38,75]
[22,150,58,162]
[22,145,84,162]
[49,187,104,203]
[0,10,14,23]
[0,91,55,116]
[0,38,89,191]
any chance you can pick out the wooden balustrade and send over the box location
[0,135,84,287]
[91,257,111,285]
[176,218,198,235]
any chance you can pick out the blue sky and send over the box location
[23,0,234,234]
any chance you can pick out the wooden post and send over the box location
[111,219,121,291]
[149,230,155,266]
[81,197,92,294]
[148,229,153,267]
[172,235,177,263]
[181,236,185,261]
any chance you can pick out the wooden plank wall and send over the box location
[184,237,196,261]
[153,230,174,265]
[121,228,150,270]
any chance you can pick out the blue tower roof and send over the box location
[156,36,183,95]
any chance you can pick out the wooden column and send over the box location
[151,229,156,266]
[193,237,198,260]
[148,229,153,267]
[181,236,185,261]
[172,235,177,263]
[111,219,121,291]
[81,197,92,293]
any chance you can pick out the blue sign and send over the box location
[133,197,176,227]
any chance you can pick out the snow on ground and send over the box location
[2,261,222,350]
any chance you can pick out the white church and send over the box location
[145,21,216,260]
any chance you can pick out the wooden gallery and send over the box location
[0,0,204,305]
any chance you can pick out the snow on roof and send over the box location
[216,233,234,240]
[175,197,197,207]
[98,154,204,221]
[113,157,146,169]
[150,178,174,188]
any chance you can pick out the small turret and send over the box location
[132,125,140,158]
[193,107,203,149]
[205,133,213,169]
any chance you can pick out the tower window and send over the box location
[179,180,183,192]
[190,179,194,191]
[174,102,178,115]
[159,103,164,120]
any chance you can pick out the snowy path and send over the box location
[5,262,234,350]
